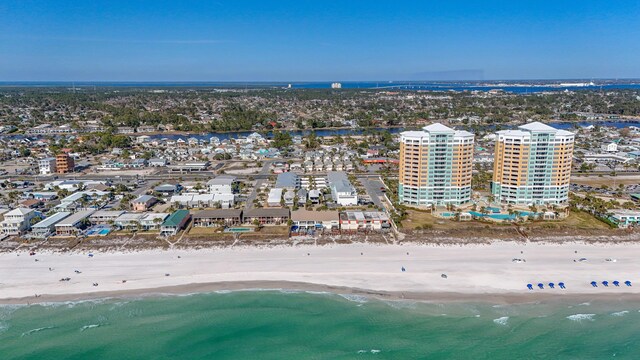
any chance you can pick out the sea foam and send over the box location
[566,313,595,322]
[493,316,509,326]
[21,326,55,337]
[611,311,629,317]
[80,324,101,332]
[338,294,369,303]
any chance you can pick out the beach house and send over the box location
[0,208,38,235]
[131,195,158,212]
[160,210,191,236]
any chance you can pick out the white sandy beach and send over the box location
[1,242,639,303]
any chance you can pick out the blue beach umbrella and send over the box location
[613,281,620,287]
[625,280,632,286]
[558,282,566,289]
[537,283,544,289]
[591,281,598,287]
[602,281,609,287]
[548,283,555,289]
[527,284,533,290]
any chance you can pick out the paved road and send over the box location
[244,179,265,209]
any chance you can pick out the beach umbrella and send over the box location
[591,281,598,287]
[548,282,555,289]
[537,283,544,289]
[602,281,609,287]
[527,284,533,290]
[613,281,620,287]
[625,280,632,286]
[558,282,566,289]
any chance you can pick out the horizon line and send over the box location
[1,78,639,84]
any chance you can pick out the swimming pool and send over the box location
[225,227,252,233]
[468,211,536,220]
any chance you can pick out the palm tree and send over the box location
[153,217,163,229]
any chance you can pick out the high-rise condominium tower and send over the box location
[398,123,474,206]
[492,122,574,205]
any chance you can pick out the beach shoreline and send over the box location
[3,280,640,306]
[2,241,640,305]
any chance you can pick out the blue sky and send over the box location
[1,0,639,81]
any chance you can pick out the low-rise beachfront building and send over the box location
[30,212,71,238]
[244,208,290,225]
[339,211,391,233]
[38,157,57,175]
[89,210,126,225]
[267,188,283,207]
[327,171,358,206]
[54,210,95,236]
[275,172,299,190]
[113,213,144,230]
[55,190,111,212]
[149,158,168,167]
[154,183,182,195]
[139,213,169,231]
[290,210,340,235]
[207,175,236,195]
[168,161,210,173]
[22,192,58,202]
[0,208,38,236]
[160,210,191,236]
[131,195,158,212]
[192,209,242,227]
[170,193,235,209]
[609,210,640,228]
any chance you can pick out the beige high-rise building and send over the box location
[492,121,574,205]
[398,123,474,206]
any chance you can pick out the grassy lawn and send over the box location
[403,209,611,232]
[530,210,611,231]
[571,175,640,186]
[401,210,465,230]
[188,227,223,235]
[256,225,289,235]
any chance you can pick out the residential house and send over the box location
[268,188,283,207]
[139,213,169,231]
[30,212,71,238]
[131,195,158,212]
[160,210,191,236]
[55,210,95,236]
[89,210,125,225]
[275,172,299,190]
[154,183,181,195]
[207,175,236,194]
[113,212,145,230]
[0,208,38,235]
[327,171,358,206]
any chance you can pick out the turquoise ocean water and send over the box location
[1,291,639,359]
